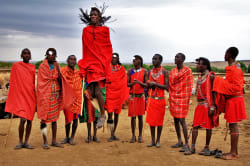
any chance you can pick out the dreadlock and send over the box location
[79,3,115,26]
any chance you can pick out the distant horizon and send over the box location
[1,59,250,64]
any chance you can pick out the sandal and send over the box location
[42,143,50,150]
[179,145,188,152]
[215,150,223,158]
[93,136,100,143]
[156,142,161,148]
[61,138,69,144]
[210,149,219,156]
[147,142,156,147]
[51,142,64,148]
[138,136,143,143]
[96,114,106,129]
[69,138,76,145]
[112,136,119,141]
[130,136,136,143]
[171,142,183,148]
[199,148,211,156]
[14,143,23,150]
[184,147,195,155]
[85,136,91,143]
[23,143,34,149]
[108,136,113,142]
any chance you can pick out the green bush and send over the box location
[0,61,13,68]
[248,64,250,73]
[237,61,247,72]
[34,60,43,69]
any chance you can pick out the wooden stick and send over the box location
[224,122,229,141]
[80,79,85,116]
[4,113,14,148]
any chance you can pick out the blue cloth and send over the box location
[49,63,54,70]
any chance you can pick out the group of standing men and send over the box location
[5,7,247,161]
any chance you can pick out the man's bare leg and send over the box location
[15,118,25,149]
[69,119,78,145]
[23,120,34,149]
[172,118,183,148]
[93,83,106,128]
[130,117,136,143]
[138,115,143,143]
[147,126,156,147]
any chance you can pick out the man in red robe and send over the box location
[61,55,82,145]
[78,7,113,129]
[37,48,76,149]
[105,53,129,142]
[184,57,215,155]
[169,53,193,152]
[212,47,247,160]
[5,48,36,149]
[146,54,168,148]
[127,55,148,143]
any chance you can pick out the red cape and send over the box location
[105,65,129,110]
[78,25,112,83]
[5,61,36,121]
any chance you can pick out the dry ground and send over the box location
[0,94,250,166]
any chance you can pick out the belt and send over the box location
[227,95,243,99]
[198,100,208,105]
[148,96,164,100]
[129,93,144,97]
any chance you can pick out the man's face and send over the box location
[152,55,161,67]
[133,58,141,67]
[47,50,56,62]
[196,60,206,72]
[67,56,76,68]
[174,54,184,65]
[21,50,31,62]
[90,10,100,25]
[111,56,119,65]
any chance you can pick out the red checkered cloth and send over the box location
[37,60,77,123]
[169,66,193,118]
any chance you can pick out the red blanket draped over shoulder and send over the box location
[105,65,129,111]
[213,65,244,96]
[36,59,77,122]
[169,66,193,118]
[61,66,82,115]
[78,25,113,83]
[213,64,246,123]
[5,61,36,121]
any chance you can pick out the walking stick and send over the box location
[224,122,229,141]
[80,79,85,116]
[187,126,193,141]
[142,89,152,141]
[4,113,13,148]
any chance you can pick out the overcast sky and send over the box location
[0,0,249,63]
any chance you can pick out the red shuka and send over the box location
[128,68,145,117]
[193,72,216,129]
[36,59,76,123]
[61,66,83,124]
[169,66,193,118]
[105,65,129,113]
[213,64,246,123]
[5,62,36,121]
[78,25,113,84]
[146,67,166,126]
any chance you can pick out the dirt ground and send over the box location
[0,94,250,166]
